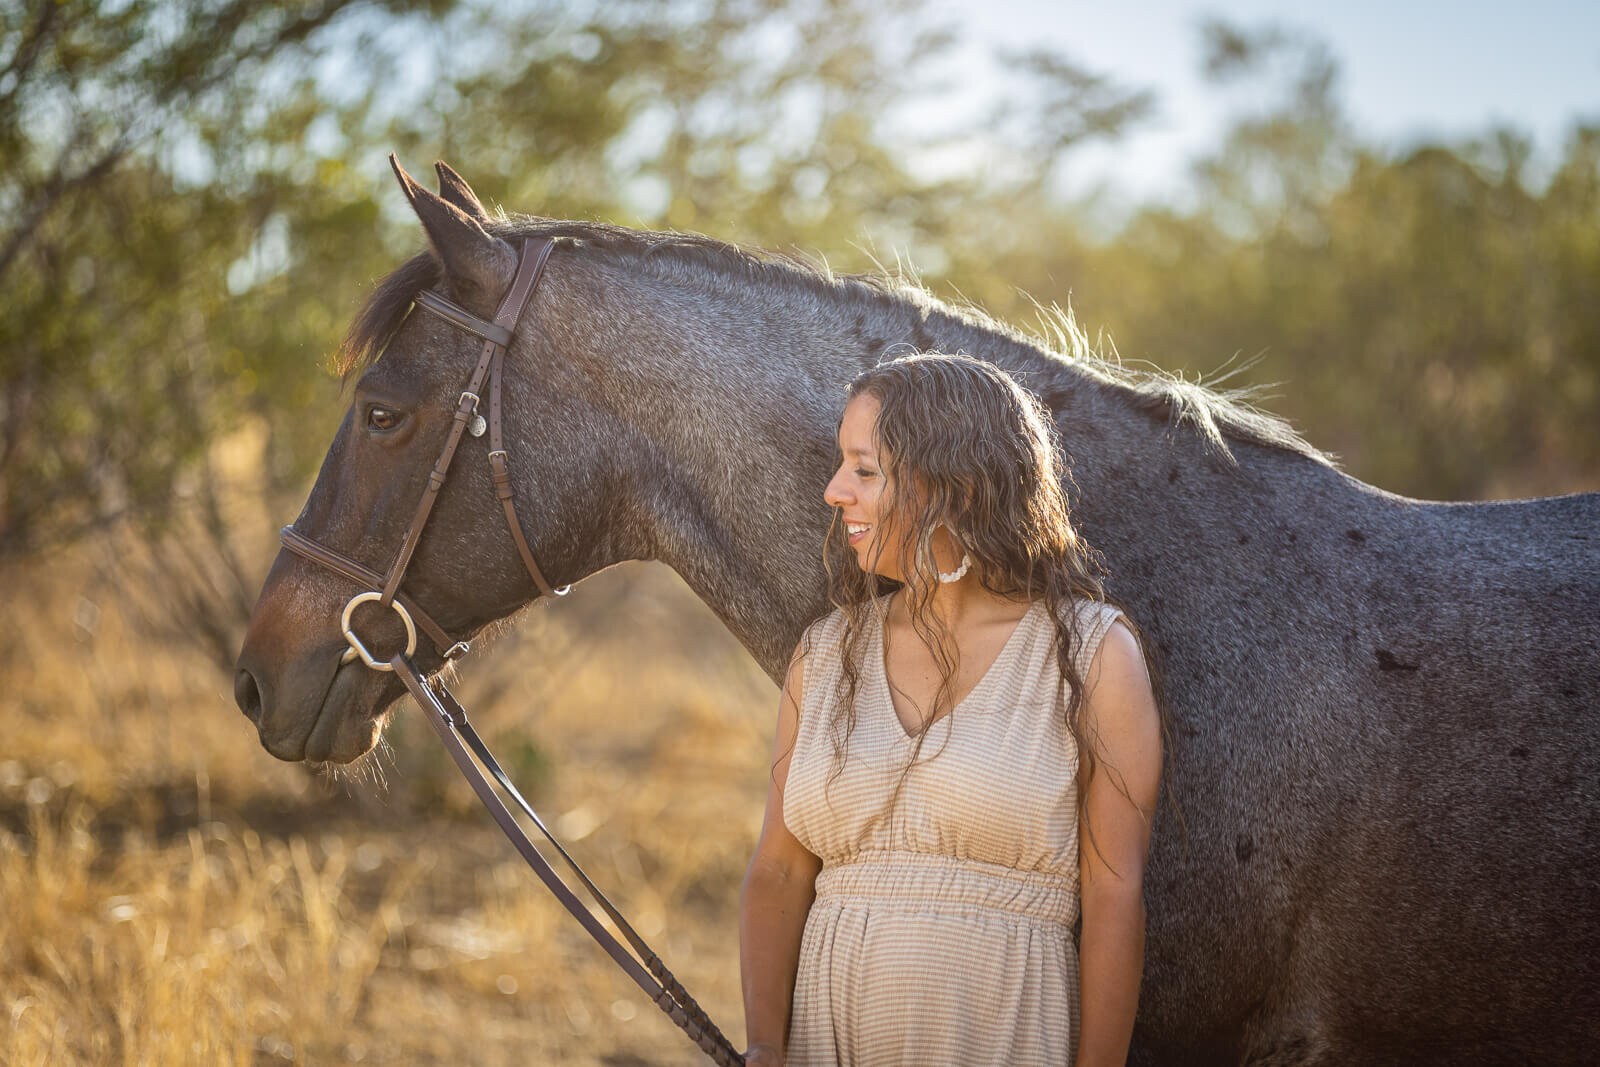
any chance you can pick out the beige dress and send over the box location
[782,597,1125,1066]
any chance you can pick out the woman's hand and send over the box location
[744,1041,785,1066]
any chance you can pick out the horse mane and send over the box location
[339,216,1331,466]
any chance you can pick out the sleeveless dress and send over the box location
[781,597,1125,1066]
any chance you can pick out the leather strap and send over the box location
[280,525,458,656]
[491,237,554,335]
[278,233,743,1064]
[394,657,744,1067]
[485,239,566,599]
[413,290,513,347]
[382,238,557,605]
[442,685,731,1052]
[378,379,489,606]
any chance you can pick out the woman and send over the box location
[740,354,1163,1066]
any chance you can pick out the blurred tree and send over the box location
[4,3,1590,565]
[0,0,1150,559]
[967,19,1597,501]
[0,0,452,555]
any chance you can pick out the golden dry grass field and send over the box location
[1,431,779,1065]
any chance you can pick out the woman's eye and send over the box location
[855,467,876,479]
[367,407,401,432]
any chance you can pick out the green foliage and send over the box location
[965,25,1599,500]
[1,5,1594,558]
[0,0,449,552]
[0,0,1145,555]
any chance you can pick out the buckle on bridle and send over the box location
[340,591,419,671]
[460,392,486,437]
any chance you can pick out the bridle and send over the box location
[280,236,567,671]
[278,238,744,1066]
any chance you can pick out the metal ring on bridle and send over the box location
[340,591,418,671]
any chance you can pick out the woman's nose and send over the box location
[823,469,850,508]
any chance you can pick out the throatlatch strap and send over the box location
[384,237,558,605]
[484,240,566,599]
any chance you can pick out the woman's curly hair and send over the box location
[812,353,1156,834]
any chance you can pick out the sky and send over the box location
[931,0,1600,202]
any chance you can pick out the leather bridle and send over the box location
[280,236,567,671]
[277,238,743,1066]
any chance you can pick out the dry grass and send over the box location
[0,460,778,1065]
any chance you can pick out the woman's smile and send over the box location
[825,393,901,577]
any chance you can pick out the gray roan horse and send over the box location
[234,161,1600,1065]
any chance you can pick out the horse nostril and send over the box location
[234,668,263,724]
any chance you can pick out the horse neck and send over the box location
[533,262,870,674]
[535,253,1318,679]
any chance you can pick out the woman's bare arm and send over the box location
[740,643,823,1066]
[1076,621,1163,1067]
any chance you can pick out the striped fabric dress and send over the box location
[782,596,1125,1066]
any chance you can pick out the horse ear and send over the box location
[389,154,515,313]
[390,153,425,206]
[434,160,490,221]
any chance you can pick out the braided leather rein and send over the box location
[278,237,745,1066]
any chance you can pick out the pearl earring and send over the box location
[938,554,972,583]
[931,523,971,583]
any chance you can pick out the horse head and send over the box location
[234,159,645,762]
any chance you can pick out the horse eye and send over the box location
[366,407,402,432]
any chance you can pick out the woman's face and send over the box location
[824,393,905,580]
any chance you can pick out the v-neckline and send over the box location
[875,599,1040,741]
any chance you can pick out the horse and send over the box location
[233,160,1600,1064]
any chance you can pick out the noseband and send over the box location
[277,237,743,1066]
[280,236,567,670]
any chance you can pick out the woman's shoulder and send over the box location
[789,600,880,716]
[796,597,872,662]
[804,594,891,639]
[797,606,843,655]
[1046,596,1133,675]
[1048,594,1127,634]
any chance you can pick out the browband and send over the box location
[413,289,514,348]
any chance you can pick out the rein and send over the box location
[279,238,745,1066]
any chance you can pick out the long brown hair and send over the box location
[815,353,1148,830]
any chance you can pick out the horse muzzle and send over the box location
[234,557,409,763]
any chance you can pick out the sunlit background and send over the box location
[2,1,1595,1062]
[949,0,1600,202]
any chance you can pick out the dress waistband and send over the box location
[813,850,1078,927]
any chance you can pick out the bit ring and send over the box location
[339,592,418,671]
